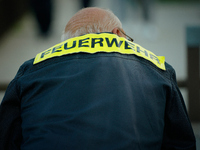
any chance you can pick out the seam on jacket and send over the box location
[27,53,171,81]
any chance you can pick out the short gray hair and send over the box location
[61,9,122,41]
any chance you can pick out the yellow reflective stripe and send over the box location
[33,33,166,70]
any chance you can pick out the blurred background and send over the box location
[0,0,200,148]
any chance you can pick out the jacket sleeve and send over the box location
[161,69,196,150]
[0,79,22,150]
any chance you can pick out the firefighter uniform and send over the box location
[0,33,196,150]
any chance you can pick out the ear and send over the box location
[112,28,120,36]
[112,28,126,38]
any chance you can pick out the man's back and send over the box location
[0,33,196,150]
[20,53,166,149]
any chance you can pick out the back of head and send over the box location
[61,7,122,41]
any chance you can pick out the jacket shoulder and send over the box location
[14,58,34,79]
[163,61,177,82]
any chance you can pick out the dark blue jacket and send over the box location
[0,33,196,150]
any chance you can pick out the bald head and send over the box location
[65,7,110,33]
[61,7,124,41]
